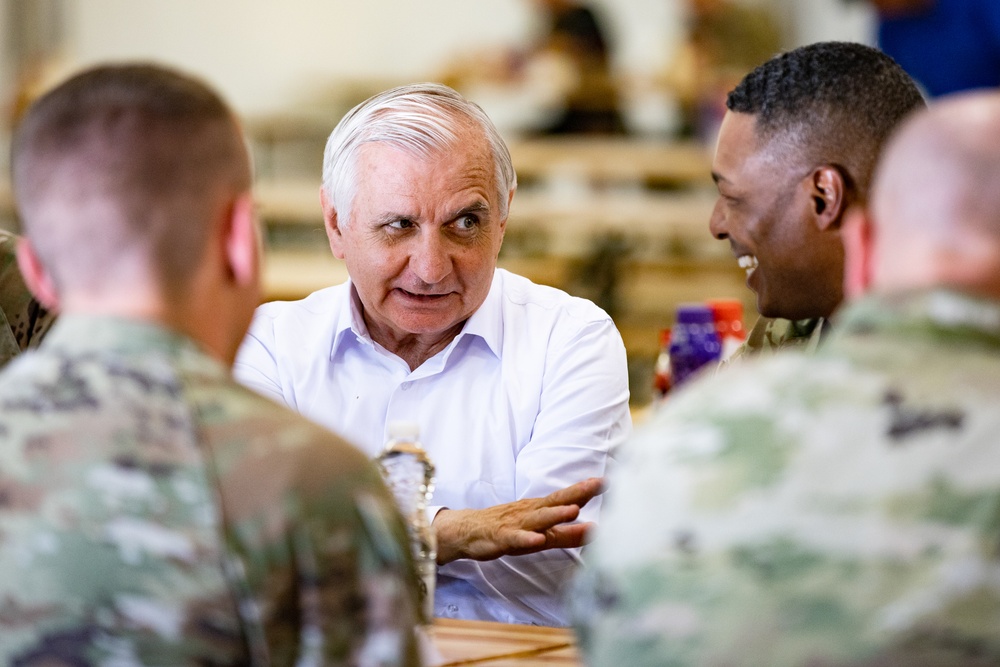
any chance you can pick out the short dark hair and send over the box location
[727,41,925,197]
[12,63,250,296]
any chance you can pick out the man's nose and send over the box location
[410,231,453,285]
[708,199,729,240]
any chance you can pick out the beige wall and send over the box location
[55,0,870,117]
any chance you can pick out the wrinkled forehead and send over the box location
[354,134,500,207]
[361,126,496,178]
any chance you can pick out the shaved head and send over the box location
[12,63,251,300]
[869,92,1000,296]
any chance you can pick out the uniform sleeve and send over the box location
[204,400,423,666]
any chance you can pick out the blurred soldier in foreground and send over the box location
[0,63,420,664]
[573,91,1000,665]
[709,42,924,359]
[0,230,54,367]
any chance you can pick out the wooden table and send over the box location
[427,618,580,666]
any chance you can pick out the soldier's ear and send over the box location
[810,165,847,232]
[15,238,59,311]
[223,192,259,289]
[842,205,875,300]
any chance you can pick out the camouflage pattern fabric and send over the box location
[573,289,1000,666]
[0,316,421,666]
[0,230,55,368]
[728,314,828,362]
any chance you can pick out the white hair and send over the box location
[321,82,517,227]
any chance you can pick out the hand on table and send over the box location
[432,477,604,565]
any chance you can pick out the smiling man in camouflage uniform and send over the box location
[0,230,54,367]
[0,64,421,664]
[572,91,1000,665]
[709,42,925,359]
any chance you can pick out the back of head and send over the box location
[728,41,925,198]
[321,82,517,225]
[11,63,251,299]
[870,92,1000,296]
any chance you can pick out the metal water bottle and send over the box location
[375,421,437,621]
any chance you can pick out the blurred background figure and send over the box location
[0,230,53,368]
[440,0,626,136]
[3,0,69,131]
[528,0,627,134]
[662,0,783,143]
[862,0,1000,97]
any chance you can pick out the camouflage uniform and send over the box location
[0,230,55,368]
[0,315,421,666]
[729,315,828,362]
[573,288,1000,666]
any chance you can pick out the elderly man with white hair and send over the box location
[235,83,631,626]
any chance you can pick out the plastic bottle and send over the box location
[707,298,746,361]
[652,327,672,400]
[375,421,437,622]
[668,303,722,387]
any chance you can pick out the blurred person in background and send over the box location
[0,230,54,368]
[709,41,924,358]
[528,0,626,134]
[440,0,626,136]
[863,0,1000,97]
[574,88,1000,667]
[663,0,783,142]
[1,63,421,664]
[234,82,631,626]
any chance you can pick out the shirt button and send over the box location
[447,604,459,613]
[401,381,411,391]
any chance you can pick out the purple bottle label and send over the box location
[669,305,722,387]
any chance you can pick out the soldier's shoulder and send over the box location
[192,376,374,471]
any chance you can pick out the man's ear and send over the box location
[320,187,346,259]
[841,205,875,301]
[810,165,847,231]
[15,238,60,311]
[501,188,515,236]
[495,188,514,253]
[223,192,259,289]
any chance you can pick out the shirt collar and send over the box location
[456,270,503,358]
[331,271,504,360]
[329,279,367,355]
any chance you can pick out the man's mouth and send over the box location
[399,289,450,302]
[737,254,758,278]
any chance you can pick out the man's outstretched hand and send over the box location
[433,477,604,565]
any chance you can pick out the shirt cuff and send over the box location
[427,505,447,524]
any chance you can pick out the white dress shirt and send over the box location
[234,268,631,626]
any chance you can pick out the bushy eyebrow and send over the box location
[373,211,410,226]
[373,199,490,227]
[372,200,491,226]
[451,201,490,220]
